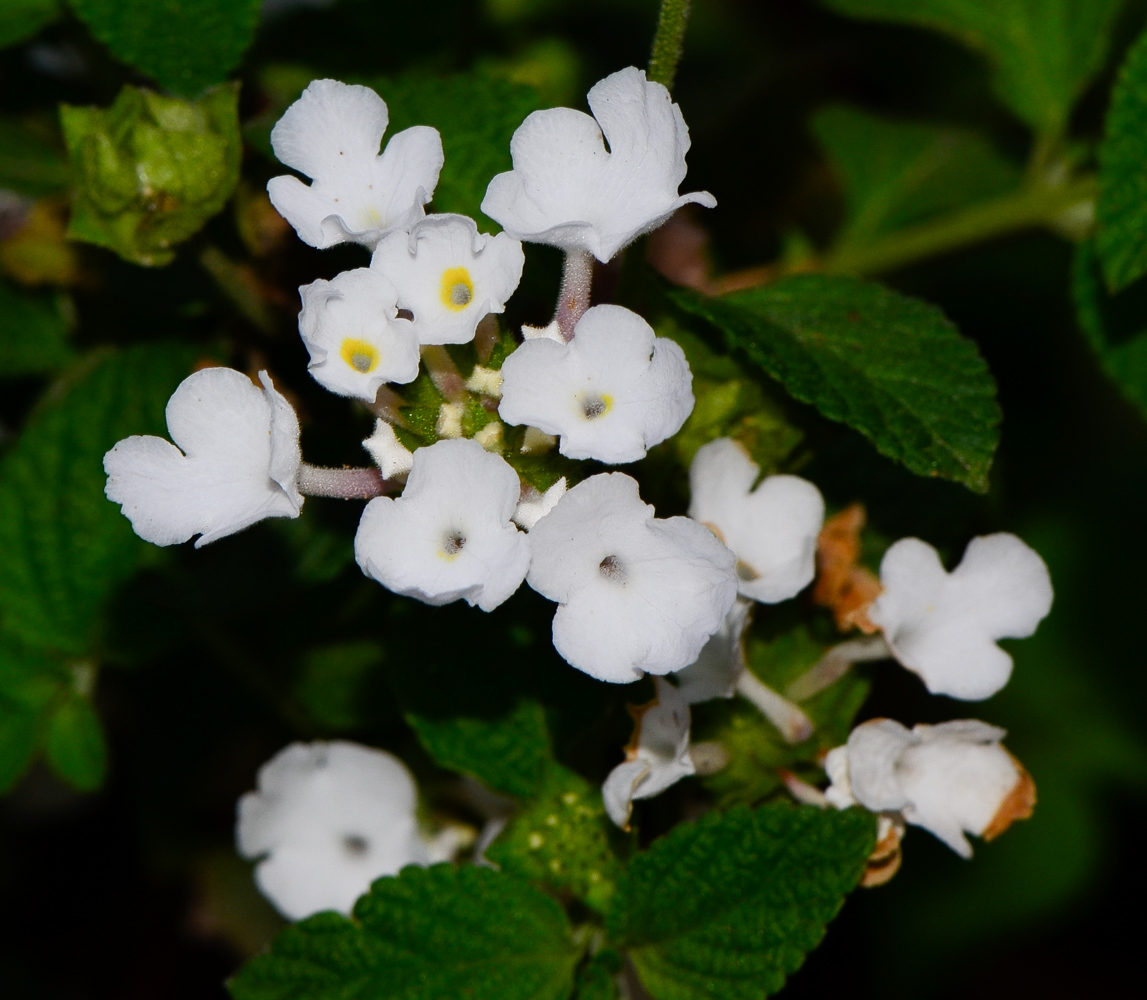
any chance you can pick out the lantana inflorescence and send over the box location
[99,66,1056,924]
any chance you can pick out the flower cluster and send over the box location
[101,65,1056,919]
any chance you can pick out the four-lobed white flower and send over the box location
[268,79,444,250]
[371,214,525,346]
[866,533,1054,700]
[527,472,738,683]
[498,304,693,464]
[236,741,430,920]
[354,438,530,611]
[602,677,695,828]
[824,718,1034,858]
[481,66,716,262]
[104,367,302,548]
[688,438,824,604]
[298,267,421,399]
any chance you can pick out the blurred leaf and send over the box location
[821,0,1125,135]
[44,692,106,791]
[61,83,241,266]
[673,277,1001,492]
[293,640,384,731]
[68,0,261,96]
[1097,28,1147,293]
[0,281,73,376]
[374,74,542,228]
[0,343,196,655]
[1072,239,1147,419]
[487,762,622,911]
[813,105,1021,250]
[228,865,579,1000]
[0,633,65,791]
[608,804,875,1000]
[573,949,622,1000]
[0,117,70,196]
[0,0,58,49]
[696,620,869,808]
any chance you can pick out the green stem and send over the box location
[648,0,692,90]
[822,176,1097,277]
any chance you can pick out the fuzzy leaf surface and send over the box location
[821,0,1124,135]
[68,0,261,96]
[673,277,1000,492]
[228,865,579,1000]
[813,105,1020,249]
[1097,27,1147,292]
[0,344,196,654]
[608,804,875,1000]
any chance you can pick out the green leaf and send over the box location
[1072,238,1147,419]
[0,633,65,791]
[44,693,107,791]
[673,277,1001,492]
[573,950,622,1000]
[487,762,622,911]
[0,116,71,196]
[293,641,384,731]
[696,620,869,809]
[1097,27,1147,292]
[608,804,875,1000]
[61,83,241,266]
[0,0,59,49]
[228,865,580,1000]
[821,0,1125,135]
[0,343,197,655]
[0,282,73,377]
[373,74,542,228]
[813,105,1020,250]
[68,0,261,96]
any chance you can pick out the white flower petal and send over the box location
[499,304,693,464]
[688,438,824,603]
[236,741,429,920]
[362,419,414,478]
[512,477,567,530]
[527,472,737,682]
[268,79,444,249]
[104,368,302,548]
[672,597,751,703]
[868,534,1054,700]
[371,214,525,346]
[354,438,530,611]
[481,67,715,262]
[825,718,1027,859]
[602,678,695,828]
[299,267,420,399]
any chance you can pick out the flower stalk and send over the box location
[648,0,693,91]
[297,463,393,499]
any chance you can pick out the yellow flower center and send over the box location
[340,338,380,374]
[440,267,474,311]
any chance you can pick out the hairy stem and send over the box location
[735,670,814,745]
[297,463,393,499]
[421,345,468,403]
[648,0,693,91]
[554,248,594,340]
[785,635,891,702]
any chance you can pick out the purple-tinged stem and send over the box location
[297,463,394,499]
[554,249,594,341]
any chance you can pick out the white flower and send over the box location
[481,66,715,262]
[867,534,1054,700]
[236,741,429,920]
[498,305,693,464]
[371,214,525,346]
[267,79,444,250]
[602,678,695,828]
[298,268,420,399]
[104,368,302,548]
[824,718,1035,858]
[354,438,530,611]
[673,597,752,703]
[688,438,825,604]
[512,477,567,530]
[527,472,737,682]
[362,419,414,478]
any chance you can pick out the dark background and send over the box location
[2,1,1145,996]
